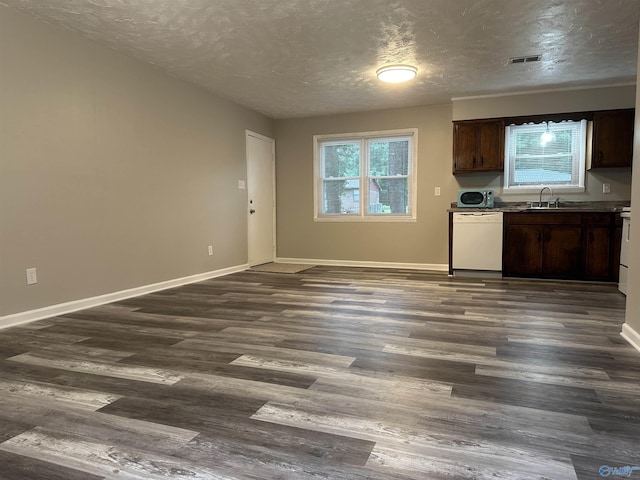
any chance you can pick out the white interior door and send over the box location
[246,131,275,266]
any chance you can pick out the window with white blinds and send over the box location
[504,120,587,191]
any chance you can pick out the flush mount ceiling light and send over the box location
[376,65,418,83]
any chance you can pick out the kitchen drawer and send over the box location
[505,212,581,225]
[585,213,612,225]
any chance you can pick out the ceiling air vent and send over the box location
[509,55,542,64]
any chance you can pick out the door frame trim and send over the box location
[246,130,276,266]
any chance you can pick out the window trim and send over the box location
[502,120,587,194]
[313,128,418,222]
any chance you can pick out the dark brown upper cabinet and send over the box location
[453,119,505,174]
[590,109,635,169]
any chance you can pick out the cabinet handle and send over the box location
[480,156,484,166]
[599,151,604,162]
[472,156,476,167]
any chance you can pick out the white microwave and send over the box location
[457,189,495,208]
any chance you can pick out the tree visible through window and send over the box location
[314,130,417,220]
[321,141,360,214]
[369,139,410,215]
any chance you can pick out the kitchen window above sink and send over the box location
[503,119,587,193]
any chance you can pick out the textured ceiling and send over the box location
[2,0,640,118]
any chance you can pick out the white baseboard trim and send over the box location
[276,257,448,272]
[0,263,249,331]
[621,323,640,354]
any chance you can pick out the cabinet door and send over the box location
[543,226,582,277]
[503,225,543,275]
[591,109,634,168]
[453,122,478,172]
[477,120,505,171]
[584,227,612,280]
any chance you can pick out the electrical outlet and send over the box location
[434,186,441,196]
[602,183,611,194]
[26,267,37,285]
[208,245,213,256]
[238,180,246,190]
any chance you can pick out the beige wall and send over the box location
[455,169,632,204]
[452,85,636,121]
[0,4,273,317]
[275,87,634,265]
[275,104,454,265]
[624,34,640,336]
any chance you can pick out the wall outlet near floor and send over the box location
[434,186,441,196]
[602,183,611,194]
[26,267,38,285]
[208,245,213,256]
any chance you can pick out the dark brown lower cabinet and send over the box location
[584,227,611,279]
[502,224,544,275]
[583,213,621,281]
[503,212,620,281]
[544,226,582,277]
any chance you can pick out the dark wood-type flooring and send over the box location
[0,266,638,479]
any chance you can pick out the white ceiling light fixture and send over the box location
[376,65,418,83]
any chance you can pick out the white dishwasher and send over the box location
[452,212,503,273]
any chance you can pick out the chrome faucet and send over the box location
[539,186,553,207]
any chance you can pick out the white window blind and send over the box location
[504,120,587,191]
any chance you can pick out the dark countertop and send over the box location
[448,201,630,213]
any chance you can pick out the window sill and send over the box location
[502,186,586,195]
[314,215,417,223]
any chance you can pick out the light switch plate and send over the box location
[238,180,246,190]
[26,267,37,285]
[434,186,441,196]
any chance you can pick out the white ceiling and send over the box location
[3,0,640,119]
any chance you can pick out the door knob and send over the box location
[249,209,256,214]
